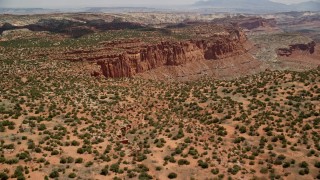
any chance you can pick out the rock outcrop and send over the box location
[238,18,277,30]
[277,41,316,57]
[94,28,248,78]
[0,23,15,35]
[211,17,277,30]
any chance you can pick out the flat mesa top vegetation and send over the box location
[0,28,320,179]
[0,27,194,49]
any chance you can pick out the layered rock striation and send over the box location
[95,28,248,78]
[211,17,277,30]
[238,18,277,30]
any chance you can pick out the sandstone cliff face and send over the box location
[211,17,277,30]
[239,18,277,30]
[96,29,247,78]
[277,41,316,57]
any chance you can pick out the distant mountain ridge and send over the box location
[0,0,319,14]
[193,0,320,12]
[291,1,320,11]
[0,8,60,14]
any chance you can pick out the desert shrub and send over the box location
[178,159,190,165]
[34,147,41,153]
[60,157,67,164]
[17,152,29,160]
[239,126,246,133]
[234,137,245,144]
[300,161,308,168]
[188,147,198,156]
[66,157,74,163]
[164,155,176,163]
[71,140,80,146]
[282,162,290,168]
[85,161,93,167]
[138,172,152,179]
[38,124,46,131]
[127,171,136,178]
[13,166,24,179]
[51,150,59,155]
[168,172,177,179]
[68,173,76,178]
[110,163,120,173]
[27,141,35,149]
[100,154,111,162]
[49,170,59,178]
[5,158,19,164]
[136,164,149,172]
[211,168,219,175]
[198,160,208,169]
[75,158,83,163]
[136,153,147,162]
[0,172,9,180]
[100,165,109,176]
[228,165,241,175]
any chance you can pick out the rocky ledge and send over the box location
[277,41,316,57]
[90,28,247,78]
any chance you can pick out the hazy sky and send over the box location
[0,0,317,8]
